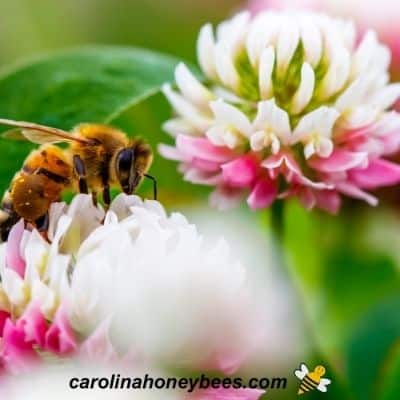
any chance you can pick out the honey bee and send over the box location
[0,119,156,241]
[294,363,331,395]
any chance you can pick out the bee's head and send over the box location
[115,147,140,194]
[314,366,326,377]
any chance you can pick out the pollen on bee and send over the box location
[25,202,31,206]
[28,189,33,194]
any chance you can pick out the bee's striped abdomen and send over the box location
[0,145,73,242]
[298,375,319,395]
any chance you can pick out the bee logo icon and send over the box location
[294,363,331,395]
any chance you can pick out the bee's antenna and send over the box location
[144,174,157,200]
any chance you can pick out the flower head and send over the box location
[160,11,400,213]
[0,195,266,374]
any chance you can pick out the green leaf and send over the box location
[379,344,400,400]
[283,202,400,377]
[345,296,400,400]
[0,45,182,193]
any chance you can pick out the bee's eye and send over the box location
[117,149,134,173]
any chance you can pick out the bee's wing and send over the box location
[317,378,331,392]
[294,363,309,380]
[0,118,90,145]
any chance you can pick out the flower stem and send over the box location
[269,201,352,398]
[270,200,317,342]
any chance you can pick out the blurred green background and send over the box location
[0,1,399,399]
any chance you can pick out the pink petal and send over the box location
[45,306,77,355]
[381,132,400,155]
[247,179,277,209]
[191,388,264,400]
[298,188,317,210]
[5,219,26,278]
[0,310,10,336]
[192,158,222,172]
[349,158,400,189]
[184,169,223,185]
[79,319,117,363]
[336,182,378,206]
[1,319,38,373]
[16,304,48,348]
[284,154,333,189]
[314,190,341,214]
[221,155,259,188]
[177,135,235,163]
[262,152,332,190]
[308,150,367,173]
[262,152,287,177]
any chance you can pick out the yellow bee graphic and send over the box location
[294,363,331,395]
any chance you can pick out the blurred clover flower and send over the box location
[160,11,400,213]
[0,194,266,376]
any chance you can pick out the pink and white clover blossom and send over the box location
[160,11,400,213]
[0,194,267,374]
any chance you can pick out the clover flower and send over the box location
[160,11,400,213]
[0,194,266,374]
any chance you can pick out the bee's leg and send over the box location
[91,191,98,207]
[144,174,157,200]
[35,212,50,241]
[73,155,88,194]
[102,185,111,209]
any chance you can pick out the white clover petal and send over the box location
[250,130,268,152]
[335,75,373,113]
[293,107,339,140]
[246,12,279,68]
[276,17,300,77]
[24,229,50,284]
[259,46,275,100]
[31,279,57,318]
[318,47,351,100]
[299,16,322,67]
[175,62,214,108]
[163,118,197,137]
[215,41,240,91]
[162,84,211,131]
[340,20,356,51]
[47,202,67,241]
[369,84,400,111]
[210,100,252,136]
[291,62,315,114]
[304,141,316,160]
[253,100,291,143]
[293,107,339,158]
[217,11,250,55]
[1,268,27,307]
[342,106,380,129]
[197,23,217,80]
[316,137,334,158]
[206,125,227,146]
[223,130,241,149]
[352,31,390,77]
